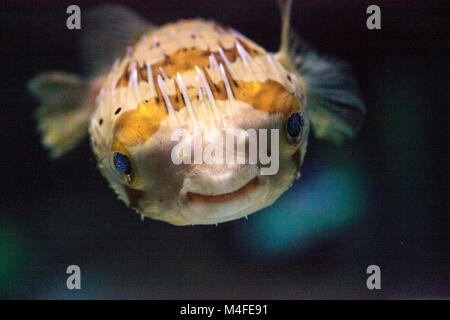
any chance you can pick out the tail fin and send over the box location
[276,0,366,143]
[27,72,91,158]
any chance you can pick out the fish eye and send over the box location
[113,152,131,175]
[286,112,304,143]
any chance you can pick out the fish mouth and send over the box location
[178,165,268,224]
[186,177,258,203]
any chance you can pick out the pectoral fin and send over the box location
[296,52,366,143]
[27,72,91,158]
[28,5,156,158]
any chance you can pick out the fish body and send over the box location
[28,1,365,226]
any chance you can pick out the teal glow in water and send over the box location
[0,220,29,296]
[233,161,367,258]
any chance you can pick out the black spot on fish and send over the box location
[99,119,103,125]
[115,108,122,115]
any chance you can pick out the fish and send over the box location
[27,0,365,226]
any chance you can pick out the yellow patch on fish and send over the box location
[112,78,300,148]
[113,100,167,147]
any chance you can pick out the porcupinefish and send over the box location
[28,0,365,225]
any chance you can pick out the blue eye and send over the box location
[113,152,131,175]
[286,112,304,139]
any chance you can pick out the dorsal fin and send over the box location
[81,5,155,76]
[275,0,366,143]
[276,0,294,69]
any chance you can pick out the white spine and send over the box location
[159,67,168,80]
[219,63,236,113]
[196,76,204,101]
[236,41,255,78]
[218,46,236,78]
[195,66,221,123]
[196,75,212,125]
[176,73,198,129]
[146,63,156,97]
[209,54,220,74]
[128,63,140,103]
[266,55,282,82]
[157,75,179,126]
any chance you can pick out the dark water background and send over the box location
[0,0,448,299]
